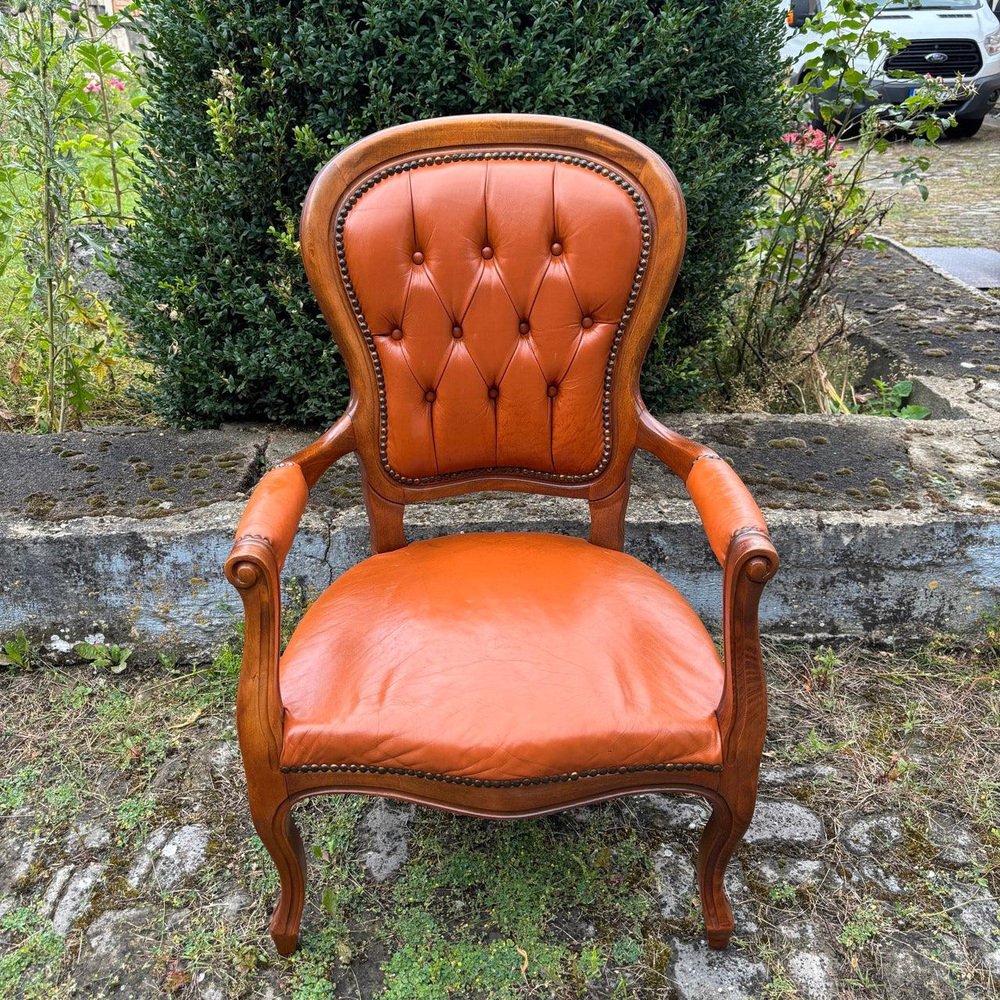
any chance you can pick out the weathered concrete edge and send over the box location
[4,495,997,664]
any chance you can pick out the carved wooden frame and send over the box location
[224,115,779,956]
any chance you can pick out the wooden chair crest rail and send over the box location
[224,114,779,955]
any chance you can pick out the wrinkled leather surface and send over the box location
[686,458,769,564]
[234,464,309,569]
[279,532,724,779]
[341,159,643,479]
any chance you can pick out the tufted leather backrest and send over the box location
[301,116,686,530]
[340,153,646,483]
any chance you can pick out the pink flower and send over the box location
[82,72,126,94]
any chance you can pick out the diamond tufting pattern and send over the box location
[339,153,646,483]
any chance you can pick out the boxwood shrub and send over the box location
[122,0,786,427]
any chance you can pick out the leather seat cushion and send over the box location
[279,532,724,781]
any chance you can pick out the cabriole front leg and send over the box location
[248,793,306,955]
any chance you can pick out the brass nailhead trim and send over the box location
[335,149,652,486]
[280,761,722,786]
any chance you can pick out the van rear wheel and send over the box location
[948,117,984,139]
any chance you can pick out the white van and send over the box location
[784,0,1000,137]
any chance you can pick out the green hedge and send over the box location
[122,0,786,427]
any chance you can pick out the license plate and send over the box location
[907,87,919,97]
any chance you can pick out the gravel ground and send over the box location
[865,116,1000,250]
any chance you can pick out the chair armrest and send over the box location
[223,413,356,772]
[232,464,310,571]
[227,411,356,572]
[636,408,779,758]
[636,408,773,568]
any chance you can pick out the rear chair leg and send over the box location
[696,796,751,950]
[253,796,307,955]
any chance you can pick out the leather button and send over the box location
[488,386,499,400]
[518,320,530,335]
[481,246,494,260]
[412,251,424,265]
[551,242,563,256]
[451,324,463,339]
[390,327,403,341]
[424,390,436,402]
[547,384,559,398]
[581,316,594,329]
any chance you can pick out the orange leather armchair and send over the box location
[225,115,778,955]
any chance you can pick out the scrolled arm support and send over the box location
[635,407,779,758]
[225,538,284,770]
[717,527,779,757]
[223,412,357,774]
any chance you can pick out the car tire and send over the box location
[947,117,984,139]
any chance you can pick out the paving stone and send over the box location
[853,859,905,897]
[745,800,825,848]
[639,794,710,831]
[758,763,837,788]
[950,882,1000,946]
[0,818,40,907]
[155,824,210,888]
[86,906,157,957]
[927,811,986,868]
[42,865,74,914]
[127,824,209,889]
[127,827,170,887]
[78,905,184,997]
[669,940,768,1000]
[841,811,904,855]
[983,947,1000,978]
[757,857,829,888]
[359,799,414,882]
[66,821,111,852]
[878,933,965,999]
[786,950,837,1000]
[654,845,697,919]
[44,862,106,935]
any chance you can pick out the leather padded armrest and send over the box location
[636,408,771,568]
[686,457,769,566]
[233,463,309,571]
